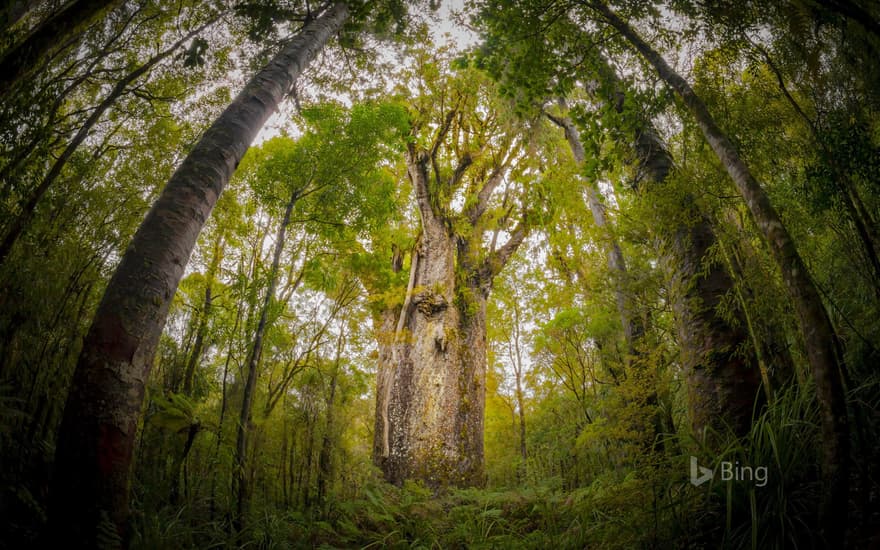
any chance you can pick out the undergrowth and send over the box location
[127,381,869,550]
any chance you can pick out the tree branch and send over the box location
[430,108,457,185]
[467,142,517,224]
[406,144,443,237]
[483,222,527,280]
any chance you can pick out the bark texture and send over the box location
[373,142,525,488]
[594,3,849,544]
[48,4,348,545]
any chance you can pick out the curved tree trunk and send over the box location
[48,4,348,545]
[594,3,850,544]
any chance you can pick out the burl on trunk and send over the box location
[373,126,527,487]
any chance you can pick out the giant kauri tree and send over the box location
[372,61,548,487]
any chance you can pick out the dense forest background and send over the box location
[1,0,879,548]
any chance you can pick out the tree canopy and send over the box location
[0,1,878,548]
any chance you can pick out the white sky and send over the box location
[254,0,479,144]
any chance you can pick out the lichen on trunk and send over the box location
[372,84,530,487]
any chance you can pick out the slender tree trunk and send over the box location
[720,212,797,390]
[234,189,298,529]
[317,328,344,507]
[759,48,880,296]
[0,0,122,99]
[546,112,644,354]
[182,234,224,395]
[594,3,849,543]
[169,422,200,505]
[209,253,247,521]
[280,410,289,507]
[300,402,317,507]
[48,5,347,545]
[511,303,528,471]
[584,52,763,438]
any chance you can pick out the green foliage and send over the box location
[2,1,880,547]
[150,391,200,434]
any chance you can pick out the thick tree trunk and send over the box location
[377,267,488,487]
[376,225,484,487]
[595,4,850,544]
[0,0,122,99]
[48,5,347,545]
[818,0,880,40]
[234,189,297,528]
[374,149,514,489]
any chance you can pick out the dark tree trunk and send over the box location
[0,0,122,99]
[48,5,348,545]
[317,329,344,507]
[0,0,40,34]
[594,4,850,544]
[818,0,880,39]
[584,53,763,438]
[169,422,200,505]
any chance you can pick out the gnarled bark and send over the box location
[48,4,348,545]
[373,142,525,488]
